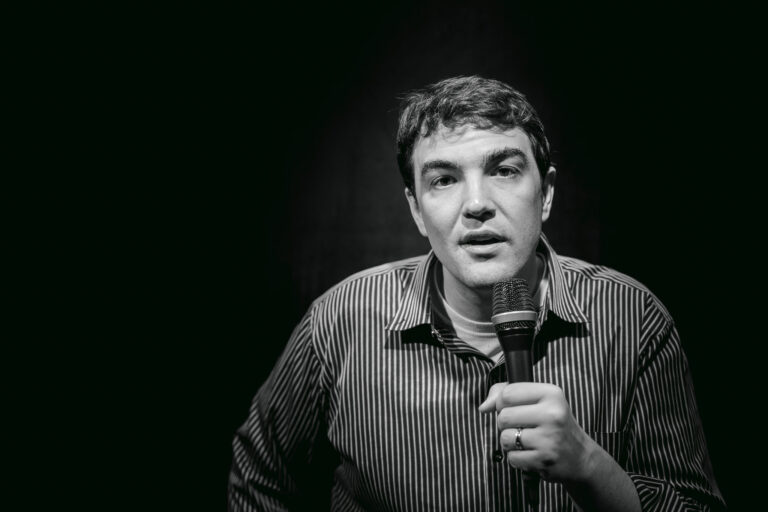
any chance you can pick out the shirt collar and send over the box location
[385,252,436,331]
[537,234,590,325]
[385,234,589,332]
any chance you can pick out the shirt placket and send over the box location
[429,325,520,510]
[485,362,524,511]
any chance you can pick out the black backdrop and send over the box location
[123,1,760,509]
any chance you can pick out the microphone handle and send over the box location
[504,347,532,383]
[497,328,534,383]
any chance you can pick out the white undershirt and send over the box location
[431,254,549,363]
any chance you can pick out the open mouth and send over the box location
[467,237,502,245]
[461,233,505,246]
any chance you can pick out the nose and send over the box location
[462,177,494,222]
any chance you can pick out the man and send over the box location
[229,76,724,511]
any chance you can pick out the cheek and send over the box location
[420,203,456,233]
[505,194,543,221]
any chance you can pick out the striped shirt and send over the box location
[229,236,724,511]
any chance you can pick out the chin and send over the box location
[462,266,519,290]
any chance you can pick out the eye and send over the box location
[493,166,520,178]
[431,175,457,189]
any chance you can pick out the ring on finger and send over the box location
[514,427,524,451]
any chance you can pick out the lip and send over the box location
[459,231,507,255]
[459,230,506,245]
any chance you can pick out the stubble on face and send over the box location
[406,125,553,318]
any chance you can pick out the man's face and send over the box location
[406,125,555,295]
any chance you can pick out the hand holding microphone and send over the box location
[478,279,600,510]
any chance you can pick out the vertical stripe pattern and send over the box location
[229,236,724,511]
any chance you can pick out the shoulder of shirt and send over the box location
[307,254,427,309]
[557,255,673,323]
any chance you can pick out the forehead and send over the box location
[412,125,534,169]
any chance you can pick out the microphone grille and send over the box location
[492,279,535,315]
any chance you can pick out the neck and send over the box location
[441,255,543,323]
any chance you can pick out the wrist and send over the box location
[563,439,641,512]
[570,432,602,487]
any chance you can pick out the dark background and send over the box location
[98,1,760,509]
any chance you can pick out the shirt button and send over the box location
[493,449,504,463]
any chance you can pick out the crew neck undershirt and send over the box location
[430,254,549,363]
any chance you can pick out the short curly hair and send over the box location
[396,76,551,194]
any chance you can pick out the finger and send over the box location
[498,382,559,409]
[497,404,547,430]
[479,382,507,413]
[499,426,542,452]
[505,450,543,472]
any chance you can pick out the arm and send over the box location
[623,313,725,511]
[479,305,724,510]
[480,382,641,511]
[228,309,329,511]
[563,442,641,511]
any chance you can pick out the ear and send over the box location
[405,188,428,237]
[541,166,556,222]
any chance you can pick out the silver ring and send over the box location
[514,428,524,451]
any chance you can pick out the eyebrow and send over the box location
[420,159,460,175]
[482,147,528,168]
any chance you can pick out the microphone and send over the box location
[491,279,540,511]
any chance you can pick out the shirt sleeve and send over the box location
[228,308,330,511]
[626,299,726,511]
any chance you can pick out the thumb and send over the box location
[478,382,507,413]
